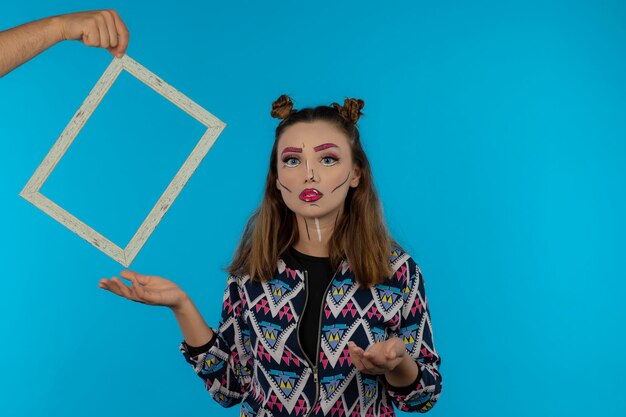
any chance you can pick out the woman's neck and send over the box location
[293,212,340,257]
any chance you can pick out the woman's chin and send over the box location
[296,207,343,222]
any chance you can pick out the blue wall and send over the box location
[1,1,625,416]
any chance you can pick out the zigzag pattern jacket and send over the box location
[180,247,442,416]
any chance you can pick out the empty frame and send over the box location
[20,55,226,267]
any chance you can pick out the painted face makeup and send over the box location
[314,218,322,242]
[276,121,360,241]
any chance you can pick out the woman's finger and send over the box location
[350,341,366,353]
[350,342,388,374]
[121,270,151,286]
[348,342,364,360]
[348,343,365,371]
[364,352,386,367]
[99,277,147,304]
[107,277,126,296]
[351,354,364,371]
[101,278,124,298]
[364,342,391,364]
[129,275,154,304]
[360,355,382,372]
[384,341,405,360]
[127,283,147,304]
[98,280,111,293]
[365,343,390,364]
[111,277,136,300]
[122,280,144,303]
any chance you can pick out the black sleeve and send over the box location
[384,368,422,395]
[182,331,217,357]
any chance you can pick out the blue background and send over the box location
[1,1,625,416]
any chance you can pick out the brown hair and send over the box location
[227,94,393,287]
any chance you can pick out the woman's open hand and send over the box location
[348,337,407,375]
[98,270,188,310]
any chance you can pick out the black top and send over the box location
[288,246,335,365]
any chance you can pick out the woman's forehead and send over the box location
[279,121,349,148]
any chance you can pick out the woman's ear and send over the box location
[350,166,361,187]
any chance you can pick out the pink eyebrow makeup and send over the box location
[314,143,338,152]
[281,147,303,155]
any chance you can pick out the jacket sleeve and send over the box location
[179,274,252,408]
[385,255,443,413]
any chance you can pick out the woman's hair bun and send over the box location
[332,97,365,125]
[271,94,296,120]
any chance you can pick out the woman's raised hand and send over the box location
[98,270,189,310]
[348,337,407,375]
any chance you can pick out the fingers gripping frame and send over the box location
[19,55,226,267]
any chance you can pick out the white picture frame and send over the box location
[19,55,226,267]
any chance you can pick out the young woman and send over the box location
[99,95,443,416]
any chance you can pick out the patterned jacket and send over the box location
[179,246,442,416]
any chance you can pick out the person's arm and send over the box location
[99,270,251,406]
[172,295,215,347]
[179,274,253,408]
[0,9,129,77]
[384,350,421,387]
[384,255,443,413]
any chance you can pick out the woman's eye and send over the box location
[321,156,338,166]
[283,157,300,167]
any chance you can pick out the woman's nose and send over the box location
[305,160,319,182]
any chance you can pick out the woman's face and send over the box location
[275,120,360,222]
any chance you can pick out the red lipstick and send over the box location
[299,188,323,202]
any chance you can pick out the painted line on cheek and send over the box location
[315,218,322,242]
[278,179,292,193]
[331,173,351,193]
